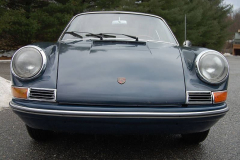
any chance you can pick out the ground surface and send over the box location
[0,56,239,160]
[0,61,11,80]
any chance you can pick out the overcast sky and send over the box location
[224,0,240,11]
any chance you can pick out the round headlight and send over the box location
[11,46,47,79]
[195,50,229,84]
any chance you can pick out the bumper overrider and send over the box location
[10,100,229,134]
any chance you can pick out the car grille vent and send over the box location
[187,91,212,104]
[29,88,56,101]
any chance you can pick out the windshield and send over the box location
[61,13,177,44]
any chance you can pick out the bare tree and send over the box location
[228,9,240,38]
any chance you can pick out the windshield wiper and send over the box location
[85,33,116,40]
[70,31,105,40]
[65,31,104,40]
[73,32,116,40]
[99,33,138,41]
[65,31,83,39]
[64,32,138,41]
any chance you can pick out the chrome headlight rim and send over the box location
[195,50,229,84]
[11,45,47,80]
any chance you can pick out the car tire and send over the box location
[181,130,210,144]
[26,125,53,141]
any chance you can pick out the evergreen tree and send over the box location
[115,0,232,50]
[0,0,233,51]
[0,0,50,49]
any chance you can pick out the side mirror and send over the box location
[183,40,192,47]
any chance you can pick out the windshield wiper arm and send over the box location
[100,33,138,41]
[94,33,116,38]
[85,33,103,40]
[65,31,104,40]
[73,32,104,40]
[64,32,138,41]
[65,31,83,39]
[85,33,116,40]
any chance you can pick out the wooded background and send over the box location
[0,0,238,51]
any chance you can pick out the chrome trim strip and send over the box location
[10,101,229,118]
[11,45,47,80]
[186,91,213,104]
[58,11,179,46]
[195,50,229,84]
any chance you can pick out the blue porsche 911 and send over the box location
[10,11,229,144]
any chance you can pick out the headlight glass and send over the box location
[12,46,46,79]
[196,51,229,84]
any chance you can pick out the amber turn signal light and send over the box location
[213,91,227,103]
[11,86,28,99]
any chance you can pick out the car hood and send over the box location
[56,40,185,105]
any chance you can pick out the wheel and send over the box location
[181,130,210,144]
[26,125,53,141]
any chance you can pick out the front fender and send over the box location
[11,42,59,89]
[180,46,228,91]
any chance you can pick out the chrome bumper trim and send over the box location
[9,101,229,118]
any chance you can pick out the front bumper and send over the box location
[10,100,229,134]
[10,101,229,118]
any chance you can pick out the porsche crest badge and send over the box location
[117,77,126,84]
